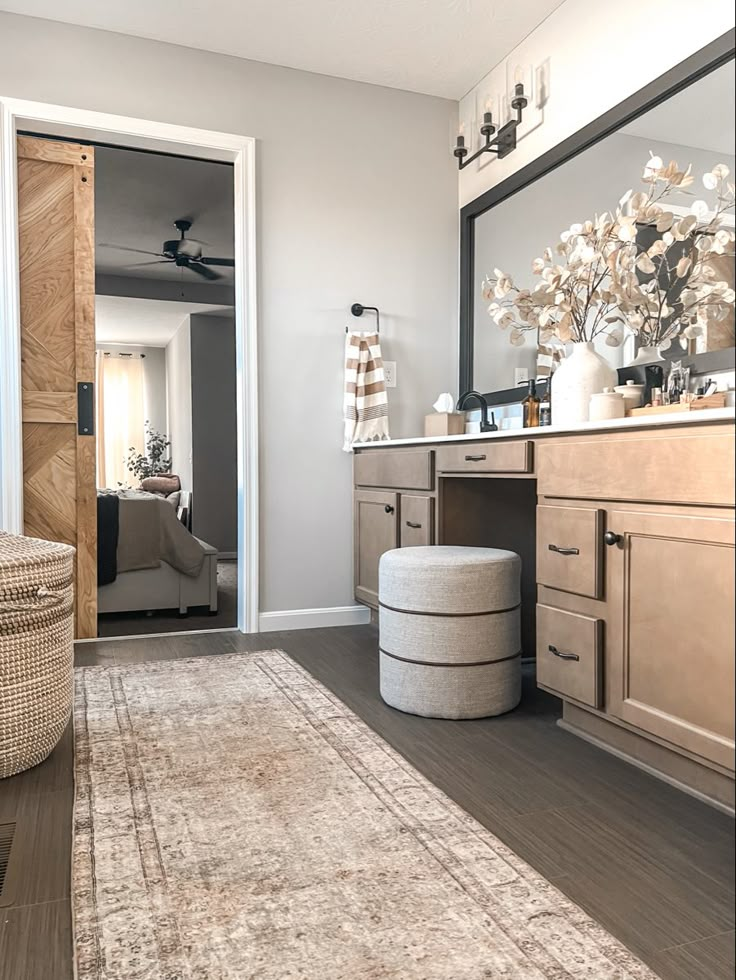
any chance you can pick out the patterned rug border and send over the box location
[73,650,661,980]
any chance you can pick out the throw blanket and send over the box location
[98,490,206,583]
[97,493,120,586]
[343,331,390,451]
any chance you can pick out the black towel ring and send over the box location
[347,303,380,334]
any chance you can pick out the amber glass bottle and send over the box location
[522,379,540,428]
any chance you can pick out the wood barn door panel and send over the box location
[18,136,97,638]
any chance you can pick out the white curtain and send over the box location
[96,352,146,489]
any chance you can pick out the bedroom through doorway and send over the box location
[91,145,239,637]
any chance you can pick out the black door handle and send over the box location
[548,544,580,556]
[384,505,394,514]
[77,381,94,436]
[406,521,422,529]
[549,645,580,662]
[604,531,622,546]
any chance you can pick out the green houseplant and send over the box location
[124,422,172,484]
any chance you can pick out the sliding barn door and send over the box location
[17,136,97,638]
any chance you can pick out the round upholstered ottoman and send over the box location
[379,546,521,719]
[0,532,75,778]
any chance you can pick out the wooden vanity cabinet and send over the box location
[353,490,399,606]
[354,421,735,808]
[535,424,736,804]
[606,507,735,772]
[400,495,434,547]
[353,483,435,606]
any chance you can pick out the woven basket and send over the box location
[0,531,75,779]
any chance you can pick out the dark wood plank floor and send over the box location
[1,625,733,980]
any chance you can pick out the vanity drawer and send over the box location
[536,604,602,708]
[354,450,434,490]
[435,440,532,474]
[536,429,735,507]
[400,495,433,547]
[537,505,603,598]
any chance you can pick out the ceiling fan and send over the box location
[98,218,234,280]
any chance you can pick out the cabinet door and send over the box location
[400,495,433,548]
[607,509,735,771]
[354,490,398,607]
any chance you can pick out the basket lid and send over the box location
[0,530,75,562]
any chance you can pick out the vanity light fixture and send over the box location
[454,84,528,170]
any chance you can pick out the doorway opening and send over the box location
[0,99,259,637]
[92,145,238,637]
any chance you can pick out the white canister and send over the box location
[614,380,645,411]
[589,388,626,422]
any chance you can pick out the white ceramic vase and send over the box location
[628,344,665,366]
[551,342,618,425]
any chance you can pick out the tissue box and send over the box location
[424,412,465,437]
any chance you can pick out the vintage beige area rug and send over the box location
[73,651,660,980]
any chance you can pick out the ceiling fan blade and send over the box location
[97,243,164,257]
[187,261,222,281]
[198,256,234,267]
[127,260,173,267]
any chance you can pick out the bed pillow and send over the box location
[141,474,181,495]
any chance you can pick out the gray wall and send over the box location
[165,319,192,490]
[473,131,736,393]
[190,314,237,554]
[95,343,167,436]
[0,11,459,614]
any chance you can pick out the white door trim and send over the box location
[0,96,260,633]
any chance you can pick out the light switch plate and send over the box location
[384,361,397,388]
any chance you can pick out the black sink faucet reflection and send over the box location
[456,390,498,432]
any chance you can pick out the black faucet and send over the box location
[457,390,497,432]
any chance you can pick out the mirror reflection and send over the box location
[472,59,735,396]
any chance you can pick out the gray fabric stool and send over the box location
[379,546,521,719]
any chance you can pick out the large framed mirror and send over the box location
[459,32,735,403]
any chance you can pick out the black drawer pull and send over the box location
[464,454,487,462]
[548,544,580,556]
[405,521,422,529]
[549,644,580,662]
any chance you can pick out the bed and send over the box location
[96,490,218,615]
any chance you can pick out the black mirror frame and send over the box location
[459,30,736,403]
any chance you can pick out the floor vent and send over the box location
[0,822,16,906]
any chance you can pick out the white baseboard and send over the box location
[258,604,372,632]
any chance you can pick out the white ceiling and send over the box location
[0,0,564,99]
[95,146,234,284]
[96,296,231,346]
[622,61,735,156]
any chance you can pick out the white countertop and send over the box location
[353,407,735,449]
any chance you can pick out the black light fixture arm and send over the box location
[454,83,528,171]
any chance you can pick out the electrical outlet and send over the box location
[514,367,529,387]
[384,361,397,388]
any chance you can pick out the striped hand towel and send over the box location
[343,332,390,451]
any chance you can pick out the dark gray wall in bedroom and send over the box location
[190,313,237,554]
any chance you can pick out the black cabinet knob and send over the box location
[384,505,395,514]
[604,531,622,546]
